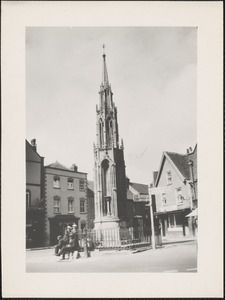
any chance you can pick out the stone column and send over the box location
[98,163,103,219]
[112,163,118,218]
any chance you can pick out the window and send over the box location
[168,214,175,227]
[176,187,184,205]
[79,179,85,191]
[80,198,86,213]
[68,197,74,213]
[67,178,74,190]
[54,196,60,214]
[168,214,183,228]
[166,171,172,185]
[53,176,60,188]
[161,193,167,206]
[26,190,31,208]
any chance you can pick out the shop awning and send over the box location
[49,215,79,222]
[154,208,190,216]
[185,208,198,217]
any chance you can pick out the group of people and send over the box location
[55,223,80,260]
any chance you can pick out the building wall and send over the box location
[155,157,192,238]
[44,167,87,246]
[87,188,95,229]
[26,161,42,188]
[26,141,45,248]
[155,158,191,213]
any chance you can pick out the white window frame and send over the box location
[53,176,60,188]
[67,180,74,190]
[80,198,86,213]
[68,198,74,213]
[54,198,60,214]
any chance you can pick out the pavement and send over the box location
[26,239,198,273]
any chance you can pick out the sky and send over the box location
[26,27,197,184]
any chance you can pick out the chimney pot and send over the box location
[31,139,37,151]
[71,164,78,172]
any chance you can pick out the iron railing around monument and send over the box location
[77,227,152,251]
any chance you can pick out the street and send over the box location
[26,240,197,273]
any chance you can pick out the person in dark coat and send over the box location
[62,225,71,245]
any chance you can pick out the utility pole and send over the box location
[148,185,156,250]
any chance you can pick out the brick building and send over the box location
[44,162,88,246]
[26,139,45,248]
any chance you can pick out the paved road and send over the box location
[26,240,197,273]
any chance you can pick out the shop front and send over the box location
[49,215,79,246]
[155,208,191,238]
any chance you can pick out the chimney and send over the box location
[71,164,78,172]
[189,147,192,153]
[126,177,130,189]
[31,139,37,151]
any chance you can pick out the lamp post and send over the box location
[148,185,156,250]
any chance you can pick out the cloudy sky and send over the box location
[26,27,197,184]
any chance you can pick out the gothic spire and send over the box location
[102,44,109,88]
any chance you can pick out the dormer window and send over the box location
[53,175,60,188]
[166,171,172,185]
[67,177,74,190]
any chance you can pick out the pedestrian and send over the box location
[62,225,71,245]
[71,224,81,259]
[54,235,63,255]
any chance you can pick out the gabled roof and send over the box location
[45,161,70,171]
[155,150,192,186]
[129,182,148,195]
[166,152,189,179]
[26,139,43,160]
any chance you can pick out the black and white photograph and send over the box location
[2,1,223,298]
[26,26,198,273]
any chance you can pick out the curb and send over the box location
[26,246,54,251]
